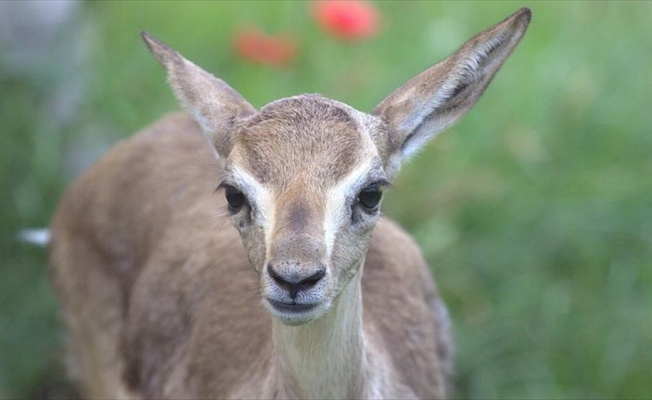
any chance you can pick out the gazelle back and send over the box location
[49,8,531,399]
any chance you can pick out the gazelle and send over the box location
[49,8,530,399]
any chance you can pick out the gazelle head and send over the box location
[142,8,530,325]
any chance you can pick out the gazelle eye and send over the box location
[223,184,246,212]
[358,183,383,211]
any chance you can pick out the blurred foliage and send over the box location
[1,1,651,399]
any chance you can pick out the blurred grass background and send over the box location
[1,1,651,398]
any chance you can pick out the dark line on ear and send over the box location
[450,80,470,99]
[399,129,417,154]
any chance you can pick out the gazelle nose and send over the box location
[267,263,326,299]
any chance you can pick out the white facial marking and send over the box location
[322,109,382,260]
[230,164,275,255]
[323,157,377,259]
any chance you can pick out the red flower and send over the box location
[234,28,298,68]
[312,0,381,41]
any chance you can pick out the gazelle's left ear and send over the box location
[373,8,531,176]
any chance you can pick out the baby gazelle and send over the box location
[50,8,531,399]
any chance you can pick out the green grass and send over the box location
[1,1,651,398]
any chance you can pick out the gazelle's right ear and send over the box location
[141,31,256,158]
[373,8,531,179]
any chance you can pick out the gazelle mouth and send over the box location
[267,299,318,314]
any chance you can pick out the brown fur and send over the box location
[236,95,365,188]
[50,8,530,399]
[50,114,448,398]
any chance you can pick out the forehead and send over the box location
[230,95,376,189]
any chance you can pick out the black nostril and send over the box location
[268,264,289,289]
[267,264,326,299]
[300,269,325,290]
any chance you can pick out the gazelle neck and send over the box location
[269,263,383,399]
